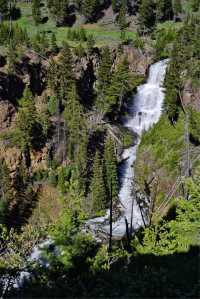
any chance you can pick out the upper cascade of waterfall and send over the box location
[147,59,169,86]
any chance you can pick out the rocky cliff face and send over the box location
[0,45,151,175]
[182,81,200,111]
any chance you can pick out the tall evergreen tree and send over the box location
[0,159,12,225]
[118,0,127,30]
[96,46,112,111]
[112,0,118,12]
[64,84,85,160]
[81,0,98,21]
[59,42,75,105]
[191,0,199,12]
[173,0,182,16]
[138,0,156,32]
[32,0,41,25]
[7,41,17,75]
[104,137,119,200]
[47,0,69,25]
[0,0,8,19]
[51,32,59,54]
[156,0,173,22]
[164,39,182,122]
[74,129,88,192]
[15,87,37,151]
[104,57,130,116]
[91,151,107,212]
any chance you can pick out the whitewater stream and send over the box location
[86,59,169,238]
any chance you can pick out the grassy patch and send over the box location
[13,2,137,47]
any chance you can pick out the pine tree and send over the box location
[112,0,118,12]
[173,0,182,16]
[40,31,49,54]
[59,42,75,105]
[0,159,12,225]
[96,46,112,111]
[64,84,85,160]
[91,151,107,213]
[164,39,182,122]
[191,0,199,12]
[51,32,59,53]
[104,137,119,200]
[32,0,41,25]
[81,0,97,21]
[74,129,88,192]
[15,86,37,150]
[87,34,95,54]
[104,57,130,115]
[0,0,8,19]
[118,0,127,30]
[138,0,156,32]
[7,41,17,75]
[47,0,69,26]
[156,0,173,22]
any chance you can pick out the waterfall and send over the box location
[86,59,169,238]
[0,60,168,294]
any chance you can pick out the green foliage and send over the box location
[91,151,107,213]
[32,0,41,25]
[64,84,86,160]
[67,27,88,42]
[164,41,182,122]
[47,0,69,25]
[154,22,178,59]
[118,0,127,30]
[59,42,75,104]
[136,176,200,255]
[96,46,112,111]
[102,57,130,115]
[86,34,95,53]
[57,166,71,194]
[32,31,49,55]
[7,41,17,74]
[0,0,8,19]
[172,0,182,15]
[155,0,173,23]
[121,127,134,147]
[15,87,37,151]
[188,107,200,144]
[104,137,119,200]
[138,114,184,174]
[81,0,98,21]
[50,209,96,270]
[138,0,156,32]
[0,23,29,46]
[191,0,200,12]
[0,159,12,225]
[51,32,58,53]
[48,96,58,115]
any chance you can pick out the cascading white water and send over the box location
[86,59,169,238]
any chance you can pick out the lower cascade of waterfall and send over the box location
[0,60,168,293]
[85,59,169,238]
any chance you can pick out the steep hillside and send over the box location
[0,1,199,298]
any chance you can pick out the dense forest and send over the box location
[0,0,199,298]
